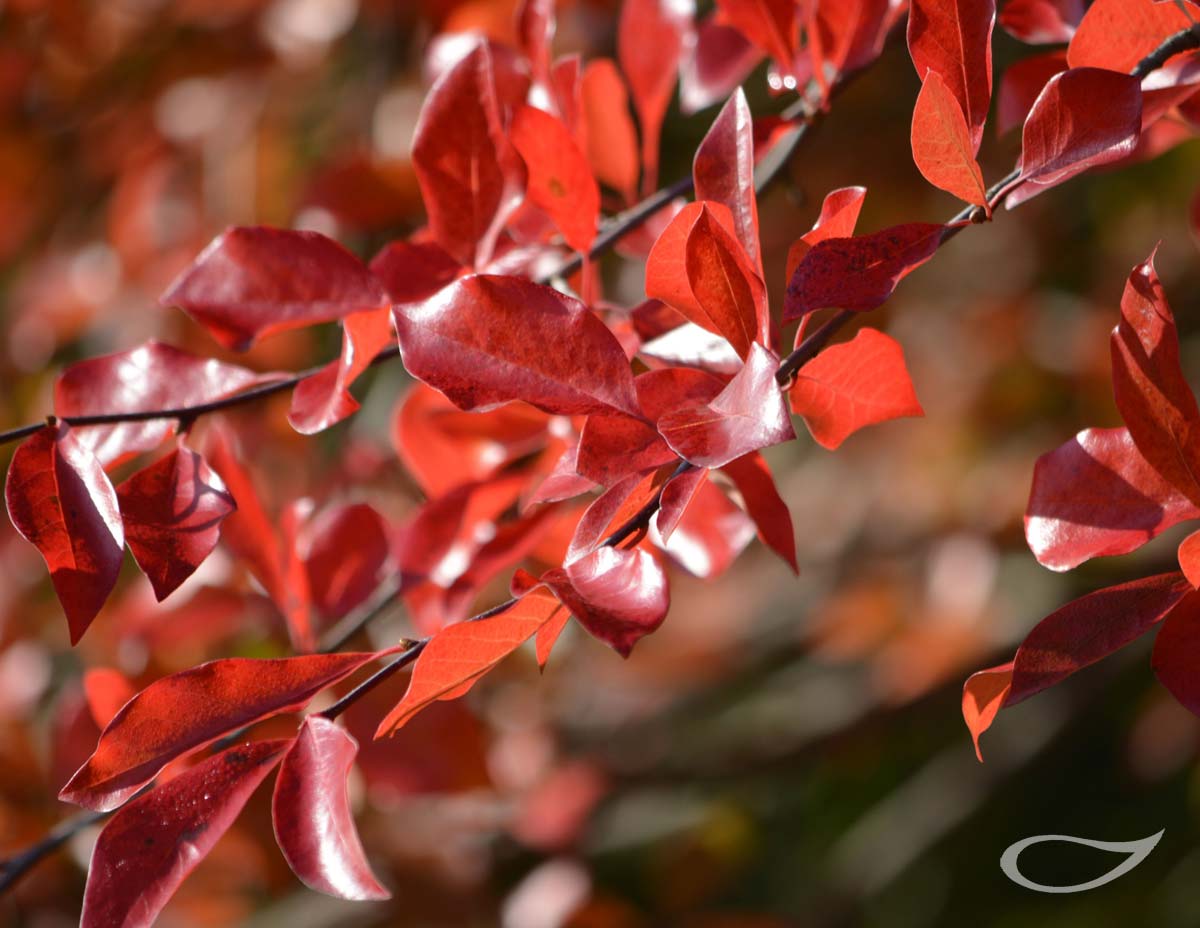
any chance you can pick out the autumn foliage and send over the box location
[4,0,1200,924]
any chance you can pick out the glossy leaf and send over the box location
[54,340,270,466]
[510,104,600,253]
[1067,0,1192,74]
[1005,68,1143,207]
[411,42,525,268]
[721,451,798,572]
[658,343,795,468]
[617,0,693,194]
[907,0,996,151]
[6,424,123,644]
[161,228,387,351]
[784,223,950,320]
[394,274,641,418]
[376,588,565,736]
[655,477,755,579]
[680,15,763,114]
[789,327,924,449]
[911,70,988,207]
[81,739,290,928]
[116,441,236,602]
[288,305,393,435]
[785,185,868,279]
[1025,427,1200,570]
[999,0,1083,44]
[61,650,388,812]
[962,661,1013,761]
[693,89,761,268]
[272,716,390,900]
[655,466,708,542]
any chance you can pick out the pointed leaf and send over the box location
[552,545,670,656]
[581,59,640,202]
[116,442,235,602]
[511,104,600,253]
[911,70,988,207]
[61,650,388,811]
[1068,0,1193,73]
[6,424,123,644]
[785,185,868,280]
[693,88,761,267]
[161,228,387,351]
[962,661,1013,762]
[273,717,390,901]
[1025,427,1200,570]
[721,451,797,572]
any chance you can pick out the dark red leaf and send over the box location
[273,716,390,900]
[510,104,600,253]
[61,650,390,811]
[581,59,640,202]
[784,223,950,320]
[1153,590,1200,715]
[680,15,763,115]
[116,441,235,602]
[161,228,387,351]
[1007,572,1191,706]
[288,305,393,435]
[995,50,1067,136]
[721,451,797,572]
[376,588,565,736]
[808,0,894,101]
[368,239,461,304]
[54,340,271,466]
[999,0,1083,44]
[655,466,708,541]
[962,661,1013,761]
[394,274,641,417]
[304,503,390,619]
[910,70,989,207]
[411,42,526,268]
[658,343,795,468]
[693,88,762,268]
[1025,427,1200,570]
[1004,67,1143,207]
[617,0,693,194]
[6,424,123,644]
[80,739,290,928]
[785,185,868,281]
[789,327,924,449]
[576,415,677,486]
[907,0,996,151]
[713,0,797,75]
[1067,0,1192,73]
[567,467,675,562]
[1110,251,1200,503]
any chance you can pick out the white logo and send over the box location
[1000,830,1164,893]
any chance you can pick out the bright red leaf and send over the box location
[1179,529,1200,589]
[713,0,797,76]
[83,669,136,730]
[161,227,387,351]
[61,650,390,811]
[116,440,235,602]
[80,739,290,928]
[785,185,868,281]
[580,59,640,202]
[999,0,1083,44]
[1067,0,1193,73]
[6,424,123,644]
[789,327,924,449]
[962,661,1013,761]
[721,451,797,572]
[693,88,762,268]
[911,70,989,208]
[273,716,390,900]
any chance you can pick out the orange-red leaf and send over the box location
[911,70,988,208]
[511,104,600,253]
[962,662,1013,761]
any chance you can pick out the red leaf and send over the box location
[288,305,393,435]
[54,340,270,466]
[996,50,1067,136]
[655,476,755,579]
[376,588,565,736]
[580,59,640,202]
[368,239,461,305]
[680,15,763,115]
[785,185,868,281]
[61,650,390,811]
[1004,68,1143,207]
[1111,251,1200,504]
[907,0,996,151]
[5,424,123,644]
[304,503,390,619]
[510,105,600,253]
[568,467,675,562]
[83,668,136,730]
[1068,0,1193,73]
[116,441,235,602]
[655,466,709,541]
[713,0,797,75]
[1025,426,1200,570]
[81,739,290,928]
[205,425,313,651]
[721,451,797,572]
[961,661,1013,762]
[789,327,924,449]
[1008,572,1191,706]
[784,223,950,320]
[693,88,762,268]
[999,0,1083,44]
[550,545,670,656]
[808,0,894,101]
[617,0,693,194]
[411,42,526,268]
[576,415,677,486]
[658,343,795,468]
[273,716,390,900]
[1153,591,1200,715]
[911,70,989,208]
[394,275,641,417]
[161,228,387,351]
[516,0,556,88]
[1180,529,1200,589]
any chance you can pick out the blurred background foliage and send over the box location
[3,1,1200,926]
